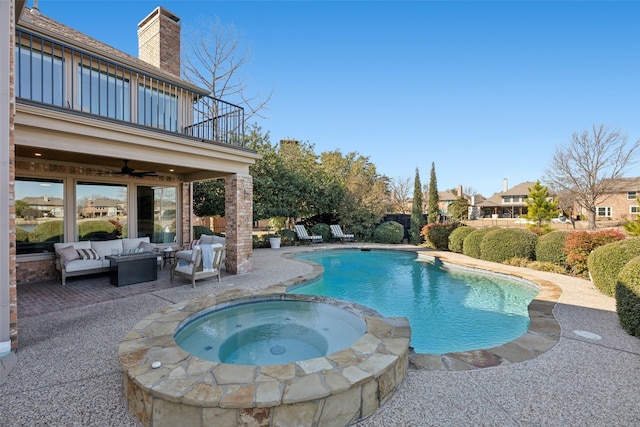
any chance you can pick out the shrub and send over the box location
[193,225,213,237]
[536,231,570,266]
[479,228,538,263]
[526,261,570,274]
[564,230,626,277]
[29,220,63,242]
[616,255,640,337]
[16,226,30,242]
[311,223,331,243]
[448,226,475,253]
[78,219,118,240]
[420,223,450,250]
[279,229,296,246]
[462,228,496,259]
[587,237,640,297]
[373,221,404,244]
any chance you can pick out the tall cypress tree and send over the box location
[427,162,439,223]
[410,167,425,244]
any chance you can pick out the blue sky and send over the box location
[31,0,640,197]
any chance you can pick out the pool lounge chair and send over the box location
[330,224,355,242]
[294,224,323,244]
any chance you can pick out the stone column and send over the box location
[224,174,253,274]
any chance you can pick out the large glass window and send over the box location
[15,43,64,105]
[78,64,130,120]
[137,185,177,243]
[15,178,64,254]
[138,84,178,131]
[76,182,128,240]
[597,207,612,217]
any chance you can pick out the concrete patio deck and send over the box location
[1,244,639,426]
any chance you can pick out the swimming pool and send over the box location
[289,250,539,354]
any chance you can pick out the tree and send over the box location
[525,180,559,227]
[389,176,412,214]
[181,16,272,122]
[410,168,425,244]
[448,197,470,221]
[193,179,225,218]
[545,124,640,229]
[427,162,439,223]
[15,199,29,218]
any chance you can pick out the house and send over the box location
[477,180,537,218]
[577,177,640,221]
[1,2,260,355]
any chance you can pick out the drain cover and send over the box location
[270,345,286,355]
[573,330,602,340]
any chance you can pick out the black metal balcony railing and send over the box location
[15,28,244,146]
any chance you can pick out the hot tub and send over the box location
[119,293,410,427]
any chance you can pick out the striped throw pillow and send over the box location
[77,248,100,260]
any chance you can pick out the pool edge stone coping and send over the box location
[282,246,562,372]
[118,292,410,427]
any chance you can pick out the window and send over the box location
[597,207,612,217]
[76,182,128,240]
[631,206,639,214]
[15,178,64,254]
[137,185,177,243]
[78,64,130,120]
[15,43,64,105]
[138,83,178,131]
[627,191,637,200]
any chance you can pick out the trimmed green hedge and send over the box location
[462,228,496,259]
[479,228,538,263]
[16,226,30,242]
[616,255,640,337]
[565,230,626,277]
[78,220,118,240]
[448,226,475,253]
[279,229,296,246]
[420,223,451,250]
[536,230,570,266]
[587,237,640,297]
[29,220,63,242]
[373,221,404,244]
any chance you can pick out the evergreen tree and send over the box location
[427,162,439,223]
[410,168,425,244]
[525,180,559,226]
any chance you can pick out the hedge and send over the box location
[587,237,640,297]
[420,223,452,250]
[564,230,626,277]
[29,220,63,242]
[448,226,475,253]
[536,230,570,266]
[462,228,497,259]
[311,223,331,243]
[373,221,404,244]
[616,255,640,337]
[479,228,538,263]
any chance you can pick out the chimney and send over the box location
[137,7,181,77]
[503,178,508,193]
[457,185,463,198]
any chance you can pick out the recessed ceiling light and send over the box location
[34,152,42,157]
[169,168,175,172]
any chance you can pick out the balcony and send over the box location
[15,28,244,147]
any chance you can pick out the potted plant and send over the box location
[267,217,286,249]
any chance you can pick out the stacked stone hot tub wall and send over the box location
[119,292,410,427]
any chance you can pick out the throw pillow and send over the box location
[188,239,200,250]
[58,245,80,264]
[138,241,154,252]
[77,248,100,260]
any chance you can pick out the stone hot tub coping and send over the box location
[118,292,410,426]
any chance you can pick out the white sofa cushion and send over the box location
[65,259,103,272]
[91,240,124,259]
[199,234,225,245]
[122,237,151,251]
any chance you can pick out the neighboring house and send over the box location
[477,180,537,218]
[79,198,125,218]
[577,177,640,221]
[20,195,64,217]
[2,2,260,353]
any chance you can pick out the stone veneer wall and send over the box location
[224,174,253,274]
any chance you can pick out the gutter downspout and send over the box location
[0,0,13,356]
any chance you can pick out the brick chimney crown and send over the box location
[137,7,181,77]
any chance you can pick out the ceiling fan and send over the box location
[110,159,158,177]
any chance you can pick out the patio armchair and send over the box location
[294,224,323,244]
[170,243,224,288]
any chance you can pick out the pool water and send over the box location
[290,250,538,354]
[174,299,366,365]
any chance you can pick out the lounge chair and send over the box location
[294,224,323,244]
[170,243,224,288]
[330,224,355,242]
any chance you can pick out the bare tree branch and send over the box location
[544,124,640,229]
[181,16,273,122]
